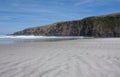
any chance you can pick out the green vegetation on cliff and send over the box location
[13,13,120,37]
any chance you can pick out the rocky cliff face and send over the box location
[13,13,120,37]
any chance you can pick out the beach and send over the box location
[0,38,120,77]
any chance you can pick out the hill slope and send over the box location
[13,13,120,37]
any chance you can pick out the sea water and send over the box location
[0,35,85,44]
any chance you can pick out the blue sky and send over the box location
[0,0,120,34]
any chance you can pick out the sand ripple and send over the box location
[0,38,120,77]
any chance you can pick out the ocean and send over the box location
[0,35,85,44]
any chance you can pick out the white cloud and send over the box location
[74,0,119,7]
[0,0,57,14]
[74,0,93,6]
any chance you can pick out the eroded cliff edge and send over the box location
[13,13,120,37]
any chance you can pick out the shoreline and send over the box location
[0,36,92,45]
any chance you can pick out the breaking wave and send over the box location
[0,35,85,39]
[0,35,92,44]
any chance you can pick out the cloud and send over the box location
[0,0,79,20]
[74,0,93,6]
[0,0,71,14]
[74,0,119,7]
[0,0,120,23]
[0,0,58,14]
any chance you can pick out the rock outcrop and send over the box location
[13,13,120,37]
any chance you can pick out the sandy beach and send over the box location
[0,38,120,77]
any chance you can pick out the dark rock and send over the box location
[13,13,120,37]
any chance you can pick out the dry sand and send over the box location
[0,38,120,77]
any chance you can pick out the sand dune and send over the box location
[0,38,120,77]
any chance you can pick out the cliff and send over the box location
[13,13,120,37]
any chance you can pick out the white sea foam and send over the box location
[0,35,49,39]
[0,35,85,39]
[0,35,92,44]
